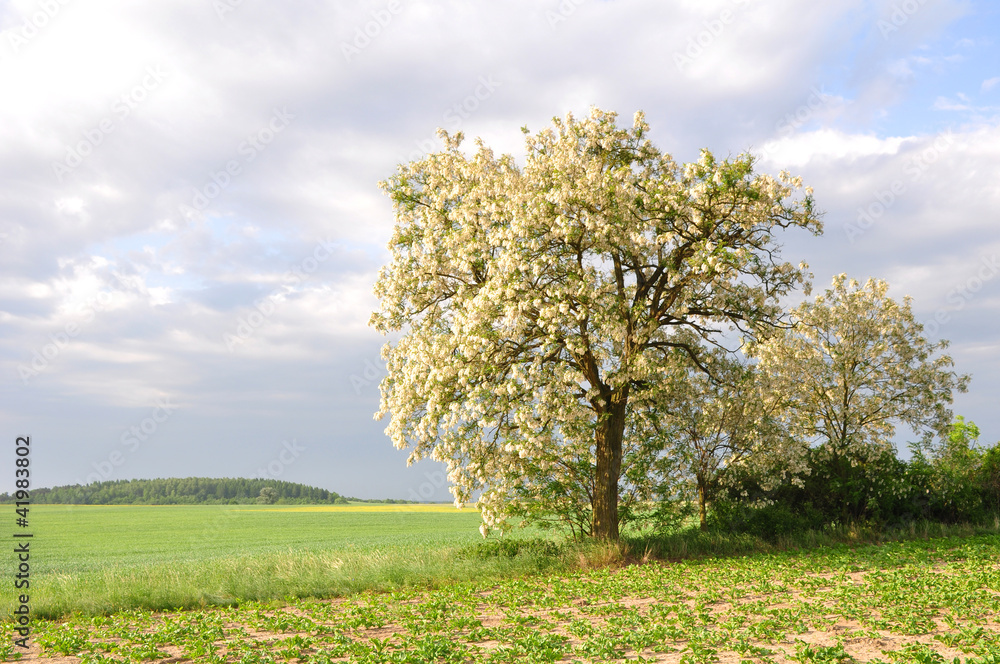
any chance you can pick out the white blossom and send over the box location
[371,107,820,540]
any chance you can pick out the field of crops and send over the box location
[2,504,552,621]
[3,506,1000,662]
[16,504,486,574]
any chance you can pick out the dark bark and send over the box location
[698,480,708,531]
[592,387,629,541]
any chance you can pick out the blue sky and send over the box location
[1,0,998,499]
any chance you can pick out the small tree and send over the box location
[753,275,970,519]
[980,444,1000,513]
[645,348,800,529]
[937,416,981,467]
[925,416,985,521]
[372,108,820,541]
[257,487,278,505]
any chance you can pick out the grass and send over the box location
[5,505,1000,620]
[21,504,488,573]
[5,505,1000,662]
[1,504,568,619]
[624,516,1000,562]
[4,530,1000,662]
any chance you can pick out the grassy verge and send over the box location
[26,541,580,620]
[623,515,1000,562]
[0,505,570,619]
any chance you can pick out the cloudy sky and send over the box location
[1,0,998,500]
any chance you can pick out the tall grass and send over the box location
[7,505,1000,620]
[27,542,578,619]
[622,514,1000,562]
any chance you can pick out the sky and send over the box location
[1,0,998,500]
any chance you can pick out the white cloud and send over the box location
[933,95,971,111]
[2,0,998,496]
[759,129,909,167]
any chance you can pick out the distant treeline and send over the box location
[0,477,415,505]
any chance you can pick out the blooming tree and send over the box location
[753,275,970,463]
[371,108,820,541]
[641,347,799,530]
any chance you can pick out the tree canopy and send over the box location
[753,274,970,461]
[372,107,820,541]
[643,348,797,530]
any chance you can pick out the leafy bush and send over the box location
[710,417,998,533]
[707,499,822,541]
[981,445,1000,512]
[458,538,562,560]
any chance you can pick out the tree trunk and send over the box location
[698,481,708,531]
[592,387,628,541]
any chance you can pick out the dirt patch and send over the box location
[9,554,1000,663]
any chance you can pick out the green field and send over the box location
[4,506,1000,662]
[2,504,560,621]
[18,504,487,574]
